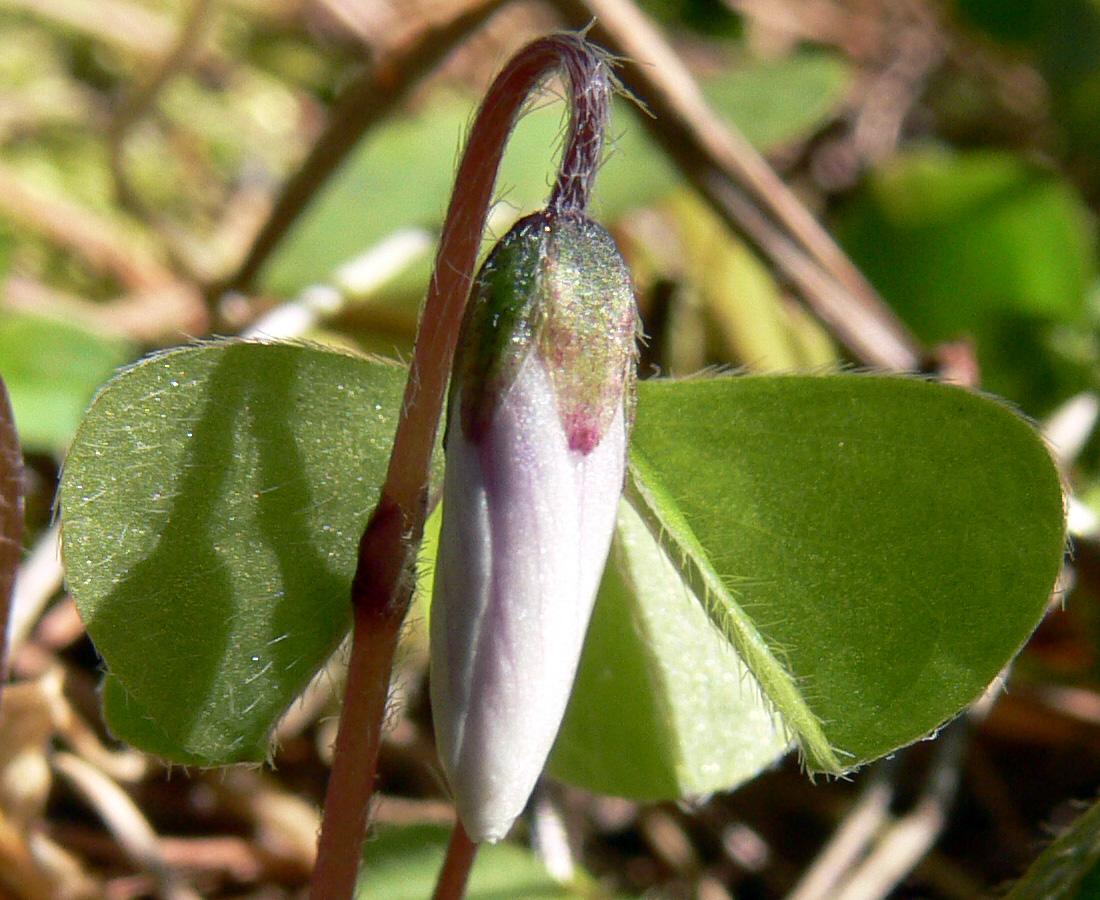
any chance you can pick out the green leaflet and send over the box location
[626,374,1065,772]
[61,347,1064,795]
[60,341,409,763]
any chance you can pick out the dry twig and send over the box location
[107,0,218,279]
[0,162,175,293]
[555,0,925,370]
[0,0,179,59]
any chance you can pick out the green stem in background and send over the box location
[308,34,614,900]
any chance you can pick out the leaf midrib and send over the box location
[626,451,844,774]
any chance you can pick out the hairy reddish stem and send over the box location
[310,603,404,900]
[309,34,612,900]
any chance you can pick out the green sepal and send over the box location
[453,210,637,452]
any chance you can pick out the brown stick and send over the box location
[0,0,178,59]
[556,0,926,371]
[226,0,508,293]
[0,161,176,292]
[108,0,216,220]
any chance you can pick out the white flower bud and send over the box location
[430,210,637,843]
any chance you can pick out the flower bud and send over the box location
[430,209,638,843]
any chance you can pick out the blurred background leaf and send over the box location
[357,823,619,900]
[260,51,850,300]
[0,310,133,453]
[834,148,1097,413]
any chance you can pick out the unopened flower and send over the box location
[430,208,638,843]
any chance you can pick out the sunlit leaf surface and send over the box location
[626,375,1065,774]
[60,342,408,764]
[550,500,791,799]
[62,350,1064,790]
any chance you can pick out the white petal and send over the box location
[431,352,627,842]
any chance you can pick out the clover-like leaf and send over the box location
[60,342,410,764]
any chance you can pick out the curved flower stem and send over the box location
[382,33,609,521]
[308,34,612,900]
[0,376,22,682]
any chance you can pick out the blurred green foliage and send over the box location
[357,823,618,900]
[953,0,1100,194]
[834,148,1097,412]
